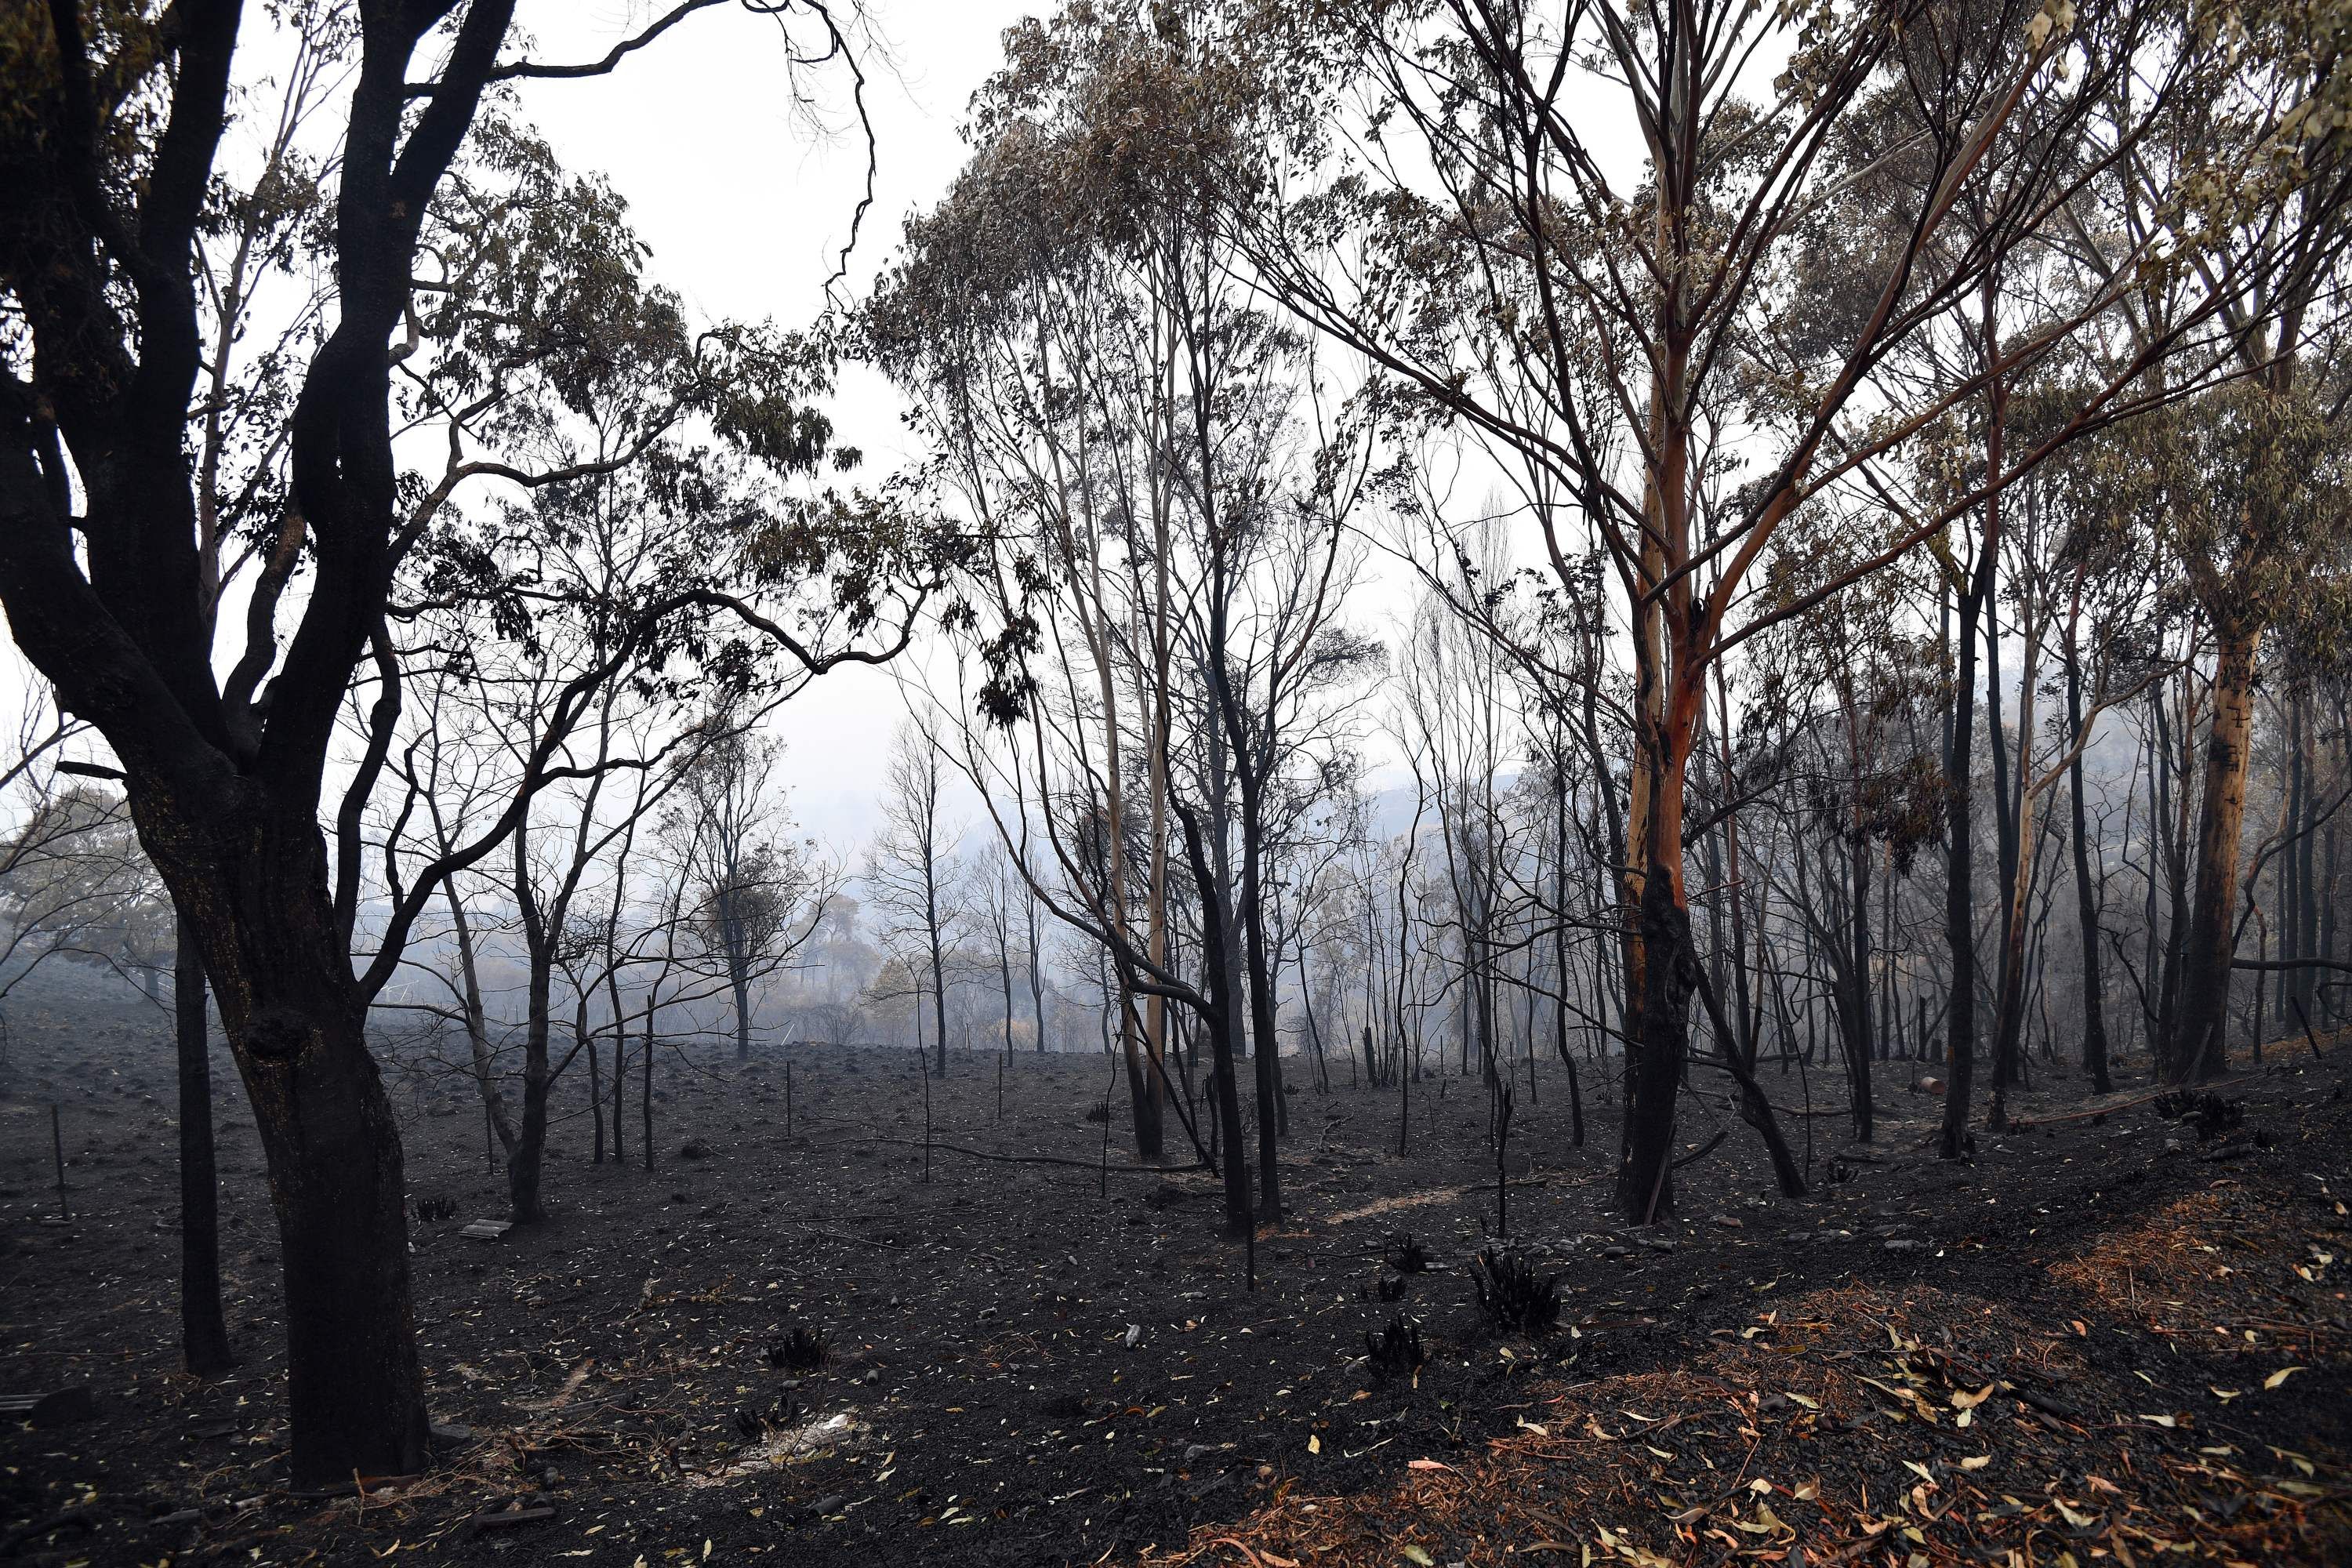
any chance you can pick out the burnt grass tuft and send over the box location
[763,1324,831,1371]
[1383,1232,1430,1274]
[1363,1312,1426,1378]
[1470,1247,1560,1334]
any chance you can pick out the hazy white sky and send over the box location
[510,2,1038,849]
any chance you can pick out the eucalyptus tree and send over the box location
[0,0,912,1483]
[2016,0,2352,1082]
[174,0,351,1380]
[866,717,965,1077]
[2157,387,2352,1077]
[1972,445,2171,1125]
[1226,0,2337,1207]
[665,718,837,1064]
[865,16,1188,1148]
[1741,536,1947,1143]
[1396,575,1515,1091]
[873,6,1374,1219]
[0,765,176,1006]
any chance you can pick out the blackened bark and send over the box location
[1941,560,1989,1160]
[1238,820,1284,1223]
[642,985,657,1171]
[175,918,234,1376]
[1617,872,1695,1221]
[1846,832,1875,1142]
[2165,625,2260,1082]
[0,1,545,1482]
[1179,802,1252,1240]
[2064,626,2113,1094]
[1942,336,2003,1160]
[1985,590,2020,1092]
[1549,749,1585,1148]
[508,826,550,1224]
[927,879,949,1080]
[1690,953,1807,1198]
[162,807,430,1487]
[587,1022,604,1164]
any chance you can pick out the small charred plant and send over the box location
[2191,1094,2244,1141]
[764,1325,831,1372]
[1376,1272,1408,1302]
[412,1196,457,1223]
[1471,1247,1560,1334]
[1826,1158,1855,1185]
[1383,1233,1430,1275]
[1363,1314,1426,1379]
[731,1406,764,1442]
[2153,1091,2245,1141]
[1083,1102,1110,1123]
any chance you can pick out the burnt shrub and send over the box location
[1383,1233,1430,1275]
[1471,1247,1560,1334]
[763,1325,831,1372]
[2190,1094,2244,1141]
[2153,1091,2245,1141]
[1363,1314,1426,1378]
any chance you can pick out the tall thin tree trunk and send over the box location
[2064,620,2113,1093]
[1179,804,1252,1240]
[2165,624,2262,1082]
[175,918,234,1376]
[642,978,658,1172]
[1942,533,1993,1158]
[1941,332,2003,1161]
[509,827,551,1225]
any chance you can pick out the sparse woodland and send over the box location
[2,1,2352,1565]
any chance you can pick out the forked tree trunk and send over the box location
[2165,623,2261,1083]
[156,808,428,1489]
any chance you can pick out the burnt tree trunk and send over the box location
[158,809,429,1486]
[2064,624,2114,1093]
[174,918,234,1377]
[1941,529,1993,1160]
[1618,866,1697,1221]
[1180,802,1253,1240]
[2165,624,2261,1082]
[1237,811,1284,1224]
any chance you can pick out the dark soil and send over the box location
[2,978,2347,1566]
